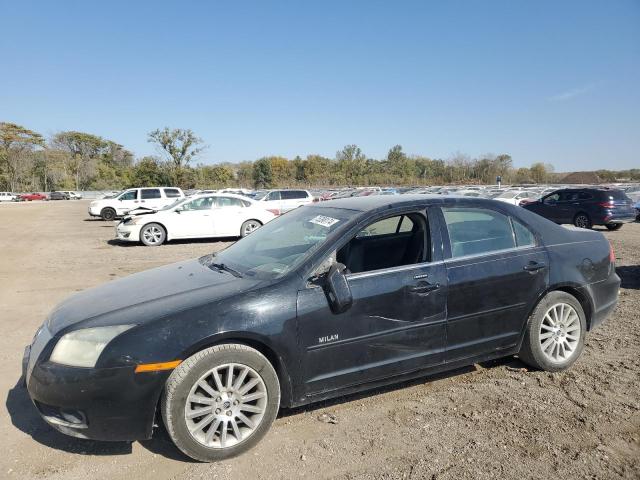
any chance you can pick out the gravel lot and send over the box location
[1,200,638,479]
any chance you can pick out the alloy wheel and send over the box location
[575,214,590,228]
[142,226,163,245]
[184,363,268,449]
[539,303,581,363]
[243,221,261,236]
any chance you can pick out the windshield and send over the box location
[203,206,358,280]
[498,191,518,199]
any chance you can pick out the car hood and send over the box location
[47,257,262,334]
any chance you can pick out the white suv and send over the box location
[0,192,18,202]
[255,189,313,214]
[89,187,184,220]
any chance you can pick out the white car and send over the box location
[0,192,17,202]
[59,190,82,200]
[493,190,537,206]
[115,193,277,246]
[88,187,184,220]
[255,189,313,214]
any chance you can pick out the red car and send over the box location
[19,192,48,201]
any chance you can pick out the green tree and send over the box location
[0,122,44,191]
[336,144,367,185]
[253,157,273,188]
[148,127,205,187]
[51,131,107,190]
[129,156,171,187]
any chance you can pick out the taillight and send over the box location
[609,242,615,263]
[598,201,614,208]
[267,208,280,216]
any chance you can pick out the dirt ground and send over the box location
[0,200,638,480]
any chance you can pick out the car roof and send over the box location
[311,194,459,211]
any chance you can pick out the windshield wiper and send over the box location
[210,262,243,278]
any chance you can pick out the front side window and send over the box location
[265,191,281,201]
[119,190,137,201]
[337,213,427,274]
[442,207,515,258]
[182,197,215,211]
[543,192,560,204]
[141,188,161,199]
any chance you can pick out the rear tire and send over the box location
[573,213,592,229]
[161,344,280,462]
[140,223,166,246]
[605,224,622,231]
[519,291,587,372]
[100,207,116,221]
[240,220,262,237]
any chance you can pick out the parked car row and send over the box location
[0,191,82,201]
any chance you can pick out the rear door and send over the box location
[297,210,447,395]
[439,205,549,361]
[212,196,248,236]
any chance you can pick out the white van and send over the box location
[0,192,17,202]
[255,189,313,214]
[88,187,184,220]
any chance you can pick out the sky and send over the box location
[1,0,639,171]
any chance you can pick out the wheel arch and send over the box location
[139,221,169,242]
[520,283,595,343]
[178,332,293,408]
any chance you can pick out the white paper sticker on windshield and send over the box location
[309,215,340,228]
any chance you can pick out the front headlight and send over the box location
[50,325,134,368]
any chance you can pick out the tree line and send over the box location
[1,122,637,192]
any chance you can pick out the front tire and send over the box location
[162,344,280,462]
[140,223,166,246]
[519,291,587,372]
[573,213,592,229]
[101,207,116,221]
[606,223,622,231]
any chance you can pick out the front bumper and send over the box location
[23,332,168,441]
[88,205,101,217]
[116,222,142,242]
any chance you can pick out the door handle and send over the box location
[523,261,546,273]
[409,282,440,294]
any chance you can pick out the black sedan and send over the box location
[23,195,620,461]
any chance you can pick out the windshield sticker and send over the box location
[309,215,340,228]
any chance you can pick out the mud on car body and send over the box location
[23,195,620,461]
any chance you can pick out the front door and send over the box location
[297,211,447,396]
[116,189,139,215]
[171,196,216,238]
[439,206,549,361]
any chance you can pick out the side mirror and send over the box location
[175,207,182,213]
[323,263,352,314]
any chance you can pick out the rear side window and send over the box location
[442,208,515,258]
[512,219,535,247]
[164,188,181,198]
[281,190,307,200]
[578,192,593,200]
[216,197,245,208]
[141,189,161,199]
[358,215,415,237]
[602,189,630,201]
